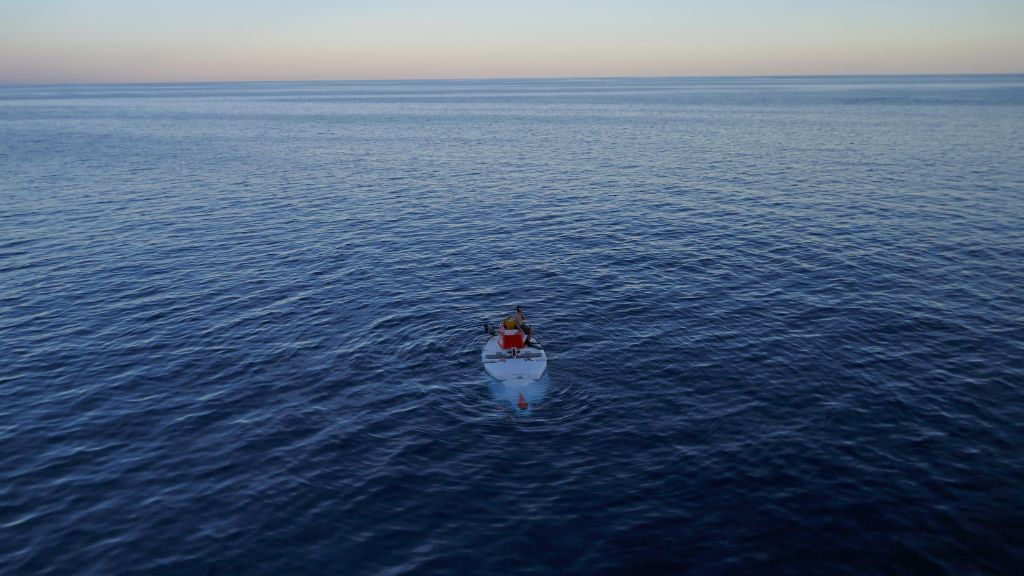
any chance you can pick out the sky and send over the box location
[1,0,1022,83]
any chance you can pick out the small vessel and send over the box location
[482,322,548,382]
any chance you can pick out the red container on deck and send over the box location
[499,327,525,349]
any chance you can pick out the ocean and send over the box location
[2,75,1023,574]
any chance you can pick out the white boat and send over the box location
[482,324,548,383]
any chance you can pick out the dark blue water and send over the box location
[2,76,1023,575]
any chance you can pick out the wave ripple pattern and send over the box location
[2,76,1023,575]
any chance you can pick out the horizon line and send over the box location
[2,71,1023,88]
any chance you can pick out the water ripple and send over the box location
[2,76,1023,575]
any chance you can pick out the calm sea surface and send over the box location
[2,76,1023,575]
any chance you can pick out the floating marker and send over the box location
[517,393,528,410]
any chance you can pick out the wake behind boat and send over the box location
[482,322,547,382]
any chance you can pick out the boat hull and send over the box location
[481,335,547,382]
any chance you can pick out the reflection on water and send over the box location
[485,373,551,416]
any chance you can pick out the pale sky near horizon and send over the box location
[1,0,1022,83]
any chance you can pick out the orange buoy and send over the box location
[517,393,528,410]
